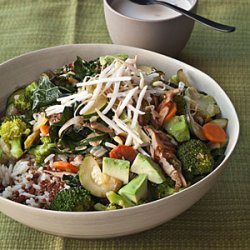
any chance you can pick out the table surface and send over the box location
[0,0,249,249]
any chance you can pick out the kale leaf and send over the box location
[32,74,63,110]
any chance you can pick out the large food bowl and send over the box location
[0,44,239,239]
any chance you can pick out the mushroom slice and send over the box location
[89,122,114,133]
[145,127,186,189]
[159,158,182,191]
[145,127,176,161]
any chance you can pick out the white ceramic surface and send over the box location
[0,44,239,239]
[104,0,198,57]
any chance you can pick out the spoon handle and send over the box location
[156,0,235,32]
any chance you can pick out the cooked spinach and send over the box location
[49,107,74,142]
[59,107,73,125]
[49,125,60,143]
[63,126,92,142]
[52,76,76,93]
[74,56,101,81]
[62,174,81,187]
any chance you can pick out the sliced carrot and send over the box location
[40,125,50,136]
[52,161,79,173]
[202,122,227,144]
[109,145,138,162]
[163,102,177,123]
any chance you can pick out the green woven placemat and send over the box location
[0,0,249,249]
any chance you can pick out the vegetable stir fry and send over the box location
[0,54,228,211]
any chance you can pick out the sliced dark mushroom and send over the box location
[89,122,114,134]
[145,127,186,190]
[156,88,180,125]
[145,127,177,161]
[159,158,182,191]
[186,103,207,141]
[144,105,161,129]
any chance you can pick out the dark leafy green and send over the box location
[173,95,186,115]
[49,125,60,143]
[211,146,226,168]
[49,107,74,143]
[32,74,63,110]
[62,174,81,187]
[63,126,92,142]
[74,56,101,81]
[42,70,76,93]
[51,76,76,93]
[152,177,175,199]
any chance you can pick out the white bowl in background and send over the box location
[104,0,198,57]
[0,44,239,238]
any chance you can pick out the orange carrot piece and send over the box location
[109,145,138,162]
[52,161,79,173]
[40,125,50,136]
[202,122,227,143]
[163,102,177,123]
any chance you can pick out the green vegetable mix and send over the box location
[0,54,228,212]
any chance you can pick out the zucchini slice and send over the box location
[79,155,122,198]
[210,118,228,129]
[82,94,107,118]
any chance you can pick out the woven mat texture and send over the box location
[0,0,249,249]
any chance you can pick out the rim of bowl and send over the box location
[103,0,198,23]
[0,43,240,217]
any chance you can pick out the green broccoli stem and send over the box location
[10,137,23,159]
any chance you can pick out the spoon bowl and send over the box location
[129,0,235,32]
[104,0,198,57]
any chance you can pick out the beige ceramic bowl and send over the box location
[104,0,198,57]
[0,44,239,239]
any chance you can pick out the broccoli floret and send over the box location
[40,136,51,144]
[154,177,176,199]
[0,116,30,159]
[13,93,31,111]
[177,139,214,179]
[48,187,94,211]
[12,82,38,112]
[29,137,56,165]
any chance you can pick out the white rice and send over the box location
[0,159,66,209]
[0,164,13,187]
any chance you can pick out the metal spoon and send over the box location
[129,0,235,33]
